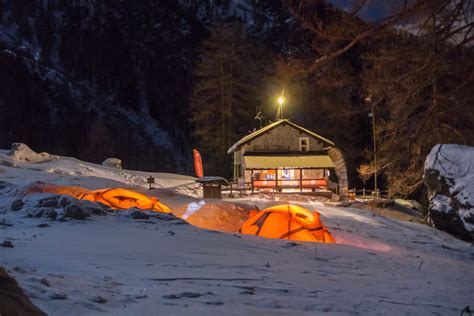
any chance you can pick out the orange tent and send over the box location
[239,204,335,243]
[26,183,172,213]
[78,188,172,213]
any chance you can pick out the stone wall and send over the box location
[328,147,349,201]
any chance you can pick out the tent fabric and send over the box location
[243,155,335,169]
[25,182,172,213]
[79,188,172,213]
[239,204,335,243]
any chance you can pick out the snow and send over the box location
[182,200,206,220]
[5,143,59,163]
[0,145,197,195]
[425,144,474,231]
[1,146,473,315]
[425,144,474,182]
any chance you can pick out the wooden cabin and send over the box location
[227,119,337,192]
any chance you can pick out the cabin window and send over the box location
[299,137,309,152]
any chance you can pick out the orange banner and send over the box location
[193,149,204,177]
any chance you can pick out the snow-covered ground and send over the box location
[425,144,474,236]
[1,146,473,315]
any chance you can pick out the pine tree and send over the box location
[190,22,267,177]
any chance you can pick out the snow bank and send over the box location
[5,143,58,164]
[0,144,198,194]
[424,144,474,240]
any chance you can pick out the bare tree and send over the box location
[287,0,474,196]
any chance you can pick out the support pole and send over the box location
[275,169,278,192]
[251,170,254,193]
[371,105,378,196]
[299,168,303,192]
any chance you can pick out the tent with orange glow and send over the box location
[78,188,172,213]
[26,182,172,213]
[239,204,335,243]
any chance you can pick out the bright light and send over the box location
[277,96,286,105]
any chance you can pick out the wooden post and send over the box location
[275,169,278,192]
[299,168,303,192]
[251,170,254,193]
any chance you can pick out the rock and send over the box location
[59,196,71,207]
[89,206,108,216]
[154,213,181,221]
[34,209,46,218]
[49,292,67,300]
[8,143,58,163]
[283,242,301,248]
[45,209,58,220]
[39,279,50,287]
[63,204,91,220]
[424,144,474,241]
[12,266,26,273]
[0,180,12,190]
[91,295,107,304]
[0,220,13,227]
[37,224,50,228]
[10,200,24,212]
[102,158,122,169]
[1,240,14,248]
[134,294,148,299]
[163,292,204,299]
[129,210,149,220]
[0,267,46,315]
[12,267,26,273]
[81,202,109,216]
[36,197,60,208]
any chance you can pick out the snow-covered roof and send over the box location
[227,119,335,154]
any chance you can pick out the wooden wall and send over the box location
[241,124,324,153]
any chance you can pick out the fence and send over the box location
[220,181,388,200]
[348,188,389,200]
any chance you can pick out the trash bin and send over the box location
[196,177,229,200]
[203,183,222,199]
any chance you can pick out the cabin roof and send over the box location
[227,119,335,154]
